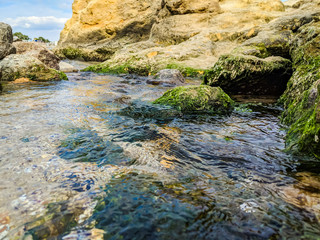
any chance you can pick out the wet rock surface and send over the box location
[153,85,234,114]
[204,54,292,96]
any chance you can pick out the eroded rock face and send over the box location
[59,0,162,46]
[203,10,320,156]
[0,54,67,82]
[0,22,16,60]
[204,54,292,96]
[14,42,60,70]
[279,21,320,156]
[57,0,286,65]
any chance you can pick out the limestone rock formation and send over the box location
[0,54,67,82]
[279,21,320,156]
[0,23,67,82]
[203,4,320,156]
[57,0,286,69]
[0,22,16,60]
[14,42,60,70]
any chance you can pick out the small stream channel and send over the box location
[0,68,320,239]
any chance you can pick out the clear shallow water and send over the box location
[0,72,320,239]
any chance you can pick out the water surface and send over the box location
[0,72,320,239]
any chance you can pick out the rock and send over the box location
[0,54,67,82]
[147,69,185,86]
[59,61,78,73]
[279,21,320,156]
[57,0,287,69]
[203,54,292,96]
[165,0,221,15]
[13,42,60,70]
[153,85,234,113]
[58,0,162,56]
[118,101,182,120]
[0,22,16,60]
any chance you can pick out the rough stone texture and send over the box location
[153,85,234,113]
[147,69,185,86]
[204,54,293,96]
[203,8,320,156]
[57,0,286,66]
[59,61,78,73]
[279,21,320,156]
[0,54,67,82]
[0,22,16,60]
[13,42,60,70]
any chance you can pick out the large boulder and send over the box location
[202,11,320,156]
[0,22,16,60]
[153,85,234,113]
[13,42,60,70]
[57,0,286,66]
[203,54,292,96]
[0,54,67,82]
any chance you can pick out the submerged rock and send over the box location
[0,22,16,60]
[203,54,292,96]
[153,85,234,114]
[147,69,185,86]
[0,54,67,82]
[118,101,182,121]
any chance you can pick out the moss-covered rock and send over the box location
[203,54,292,96]
[0,54,67,81]
[54,47,114,62]
[279,21,320,157]
[153,85,234,114]
[83,61,152,76]
[83,58,205,78]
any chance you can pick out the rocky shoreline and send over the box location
[1,0,320,158]
[0,22,68,83]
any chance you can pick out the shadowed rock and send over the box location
[204,54,292,96]
[0,22,16,60]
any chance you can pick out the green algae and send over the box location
[203,54,292,96]
[278,22,320,157]
[84,62,152,76]
[153,85,234,114]
[165,63,205,78]
[55,47,113,62]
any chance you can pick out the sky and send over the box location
[0,0,73,41]
[0,0,288,42]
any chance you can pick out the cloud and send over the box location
[4,16,68,31]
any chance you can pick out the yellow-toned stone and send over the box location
[12,78,33,83]
[147,51,158,58]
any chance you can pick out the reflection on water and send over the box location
[1,72,320,239]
